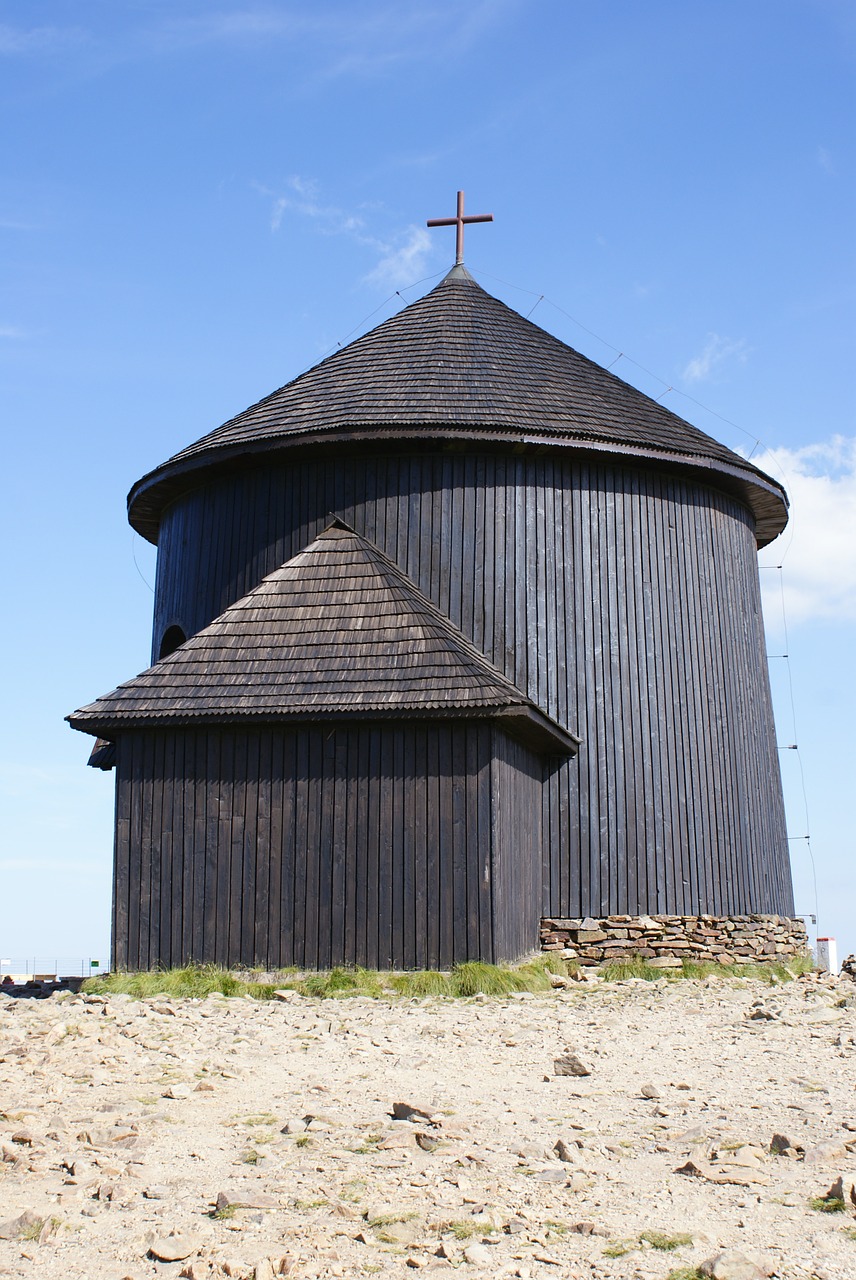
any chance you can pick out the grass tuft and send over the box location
[19,1218,45,1242]
[600,957,664,982]
[603,1239,636,1257]
[809,1195,846,1213]
[388,970,453,998]
[434,1220,480,1240]
[641,1230,693,1251]
[82,951,811,1002]
[83,963,275,1000]
[451,957,563,996]
[299,966,386,999]
[367,1211,418,1227]
[665,1269,705,1280]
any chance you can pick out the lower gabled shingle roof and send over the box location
[67,521,579,756]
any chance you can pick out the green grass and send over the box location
[19,1218,46,1242]
[367,1211,418,1228]
[665,1269,705,1280]
[81,957,572,1001]
[83,963,276,1000]
[452,960,541,996]
[603,1239,636,1257]
[640,1230,693,1251]
[433,1219,496,1240]
[388,969,454,997]
[600,958,665,981]
[604,1230,692,1257]
[841,1225,856,1240]
[809,1195,846,1213]
[82,951,812,1002]
[601,954,814,984]
[299,967,387,999]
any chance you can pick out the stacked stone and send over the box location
[540,914,808,967]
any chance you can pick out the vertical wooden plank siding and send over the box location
[148,450,792,923]
[490,729,543,962]
[114,723,514,969]
[112,740,132,968]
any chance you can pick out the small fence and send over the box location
[0,958,106,981]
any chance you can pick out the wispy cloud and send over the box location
[0,324,29,339]
[681,333,749,383]
[817,145,835,174]
[258,175,366,237]
[0,23,86,55]
[165,2,515,75]
[257,176,437,290]
[756,436,856,628]
[6,3,517,84]
[363,227,433,288]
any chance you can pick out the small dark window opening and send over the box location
[159,625,187,659]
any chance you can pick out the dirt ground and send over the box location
[1,971,855,1280]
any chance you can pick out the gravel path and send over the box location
[1,973,855,1279]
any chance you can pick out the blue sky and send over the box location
[1,0,853,970]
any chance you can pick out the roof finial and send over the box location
[427,190,493,265]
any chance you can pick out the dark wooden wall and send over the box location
[491,731,544,962]
[150,449,793,919]
[112,722,542,971]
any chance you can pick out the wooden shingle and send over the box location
[128,266,787,546]
[68,521,579,755]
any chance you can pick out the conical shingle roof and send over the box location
[67,522,578,755]
[128,266,787,545]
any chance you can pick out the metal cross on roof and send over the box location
[427,190,493,265]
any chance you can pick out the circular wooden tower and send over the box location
[118,264,793,930]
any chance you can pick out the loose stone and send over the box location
[147,1234,203,1262]
[552,1053,591,1077]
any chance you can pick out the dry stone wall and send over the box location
[540,914,808,967]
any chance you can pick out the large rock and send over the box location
[0,1210,41,1240]
[699,1247,774,1279]
[462,1242,493,1267]
[147,1234,203,1262]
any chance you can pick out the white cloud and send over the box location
[257,176,366,237]
[681,333,749,383]
[256,178,436,290]
[138,2,518,80]
[0,23,83,55]
[817,146,834,174]
[755,436,856,629]
[363,227,433,288]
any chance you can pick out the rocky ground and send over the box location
[1,972,855,1280]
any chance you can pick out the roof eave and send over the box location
[127,428,788,548]
[67,703,580,758]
